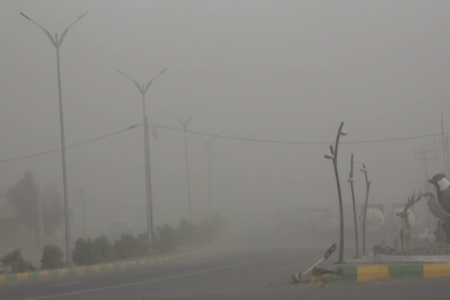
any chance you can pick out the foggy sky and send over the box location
[0,0,449,237]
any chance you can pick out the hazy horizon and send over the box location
[0,0,449,241]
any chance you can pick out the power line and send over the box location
[434,135,450,176]
[0,125,138,164]
[0,123,448,165]
[414,149,436,181]
[154,124,450,145]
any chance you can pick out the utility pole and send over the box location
[166,109,202,223]
[415,149,436,228]
[117,67,167,244]
[21,11,88,263]
[445,136,450,176]
[446,136,449,177]
[80,189,87,239]
[415,149,436,182]
[435,135,450,177]
[203,138,214,216]
[145,114,154,237]
[441,114,448,177]
[37,183,45,249]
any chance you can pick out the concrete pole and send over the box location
[37,183,45,249]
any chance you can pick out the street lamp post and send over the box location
[37,183,45,250]
[117,68,167,244]
[80,189,87,239]
[21,11,88,264]
[324,121,347,264]
[348,154,359,258]
[360,164,371,256]
[203,138,214,216]
[166,110,201,223]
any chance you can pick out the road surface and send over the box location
[1,229,449,300]
[1,246,449,300]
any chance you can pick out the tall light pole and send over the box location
[414,149,436,228]
[80,189,87,239]
[324,121,347,264]
[21,11,88,264]
[435,136,449,177]
[203,138,214,216]
[360,163,371,256]
[347,154,359,258]
[37,183,45,250]
[441,114,448,177]
[166,109,201,223]
[117,67,167,244]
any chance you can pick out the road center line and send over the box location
[26,256,273,300]
[49,281,81,287]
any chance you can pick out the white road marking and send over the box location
[49,281,81,287]
[26,257,272,300]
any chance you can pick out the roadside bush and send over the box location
[72,237,100,265]
[112,234,149,260]
[153,225,178,254]
[40,245,64,269]
[93,235,112,263]
[196,217,213,243]
[0,249,35,273]
[210,213,226,235]
[137,232,148,242]
[72,238,88,265]
[71,214,226,265]
[152,214,226,252]
[176,218,195,245]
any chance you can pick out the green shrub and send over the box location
[176,218,195,245]
[72,237,100,265]
[137,232,148,242]
[72,214,226,265]
[41,245,64,269]
[197,217,213,243]
[93,235,112,263]
[153,225,178,254]
[211,213,226,235]
[0,249,35,273]
[112,234,149,260]
[72,238,88,265]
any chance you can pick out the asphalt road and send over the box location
[1,232,449,300]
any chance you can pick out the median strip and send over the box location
[309,263,450,284]
[0,252,191,284]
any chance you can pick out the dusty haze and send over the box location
[0,0,449,248]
